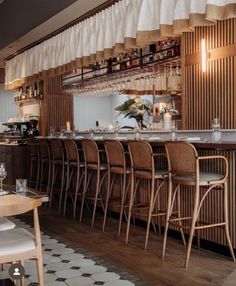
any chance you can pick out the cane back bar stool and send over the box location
[126,141,168,250]
[63,139,85,218]
[80,139,108,227]
[103,140,131,237]
[162,141,235,269]
[49,138,66,212]
[28,138,40,190]
[38,138,51,194]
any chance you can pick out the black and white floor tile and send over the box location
[0,218,148,286]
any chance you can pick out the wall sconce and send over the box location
[201,39,207,72]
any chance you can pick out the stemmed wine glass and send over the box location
[0,163,7,192]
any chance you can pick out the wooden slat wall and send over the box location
[40,76,73,136]
[182,19,236,130]
[166,19,236,249]
[122,20,236,250]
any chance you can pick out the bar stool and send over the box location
[103,140,131,237]
[38,138,51,194]
[49,138,66,212]
[79,139,108,227]
[162,141,236,269]
[28,138,40,190]
[126,141,168,250]
[63,139,85,218]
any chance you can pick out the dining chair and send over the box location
[0,218,15,231]
[0,195,44,285]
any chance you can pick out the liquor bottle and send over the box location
[107,58,113,74]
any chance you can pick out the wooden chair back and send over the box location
[38,138,50,159]
[64,139,78,162]
[81,139,99,164]
[165,141,198,176]
[49,138,64,161]
[104,140,125,167]
[128,141,153,170]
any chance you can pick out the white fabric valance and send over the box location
[5,0,236,90]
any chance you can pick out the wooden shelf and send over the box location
[14,98,41,106]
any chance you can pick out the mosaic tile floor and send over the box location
[0,218,148,286]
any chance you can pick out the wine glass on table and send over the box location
[0,163,7,194]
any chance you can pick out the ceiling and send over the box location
[0,0,108,68]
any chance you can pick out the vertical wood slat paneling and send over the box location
[40,76,73,136]
[180,19,236,248]
[183,18,236,130]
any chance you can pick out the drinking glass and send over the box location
[0,163,7,192]
[16,179,27,193]
[212,118,222,142]
[212,118,220,131]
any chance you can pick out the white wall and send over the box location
[0,84,18,131]
[73,93,153,131]
[73,95,112,130]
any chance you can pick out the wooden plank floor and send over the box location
[35,207,236,286]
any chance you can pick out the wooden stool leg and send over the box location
[177,185,186,246]
[185,185,200,269]
[118,174,127,238]
[145,178,155,250]
[49,163,55,208]
[162,178,173,259]
[79,168,88,223]
[73,168,82,219]
[223,182,236,261]
[92,171,100,227]
[63,165,70,216]
[125,173,134,245]
[58,165,65,213]
[102,171,111,231]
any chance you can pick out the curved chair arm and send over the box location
[197,155,228,179]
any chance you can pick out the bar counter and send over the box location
[0,142,29,184]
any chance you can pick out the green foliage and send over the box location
[114,97,152,129]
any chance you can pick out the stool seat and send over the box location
[110,166,131,174]
[135,169,168,179]
[174,172,224,185]
[87,163,107,170]
[0,218,15,231]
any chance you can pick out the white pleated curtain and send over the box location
[5,0,236,90]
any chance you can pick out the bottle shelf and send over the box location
[14,98,41,106]
[63,41,181,88]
